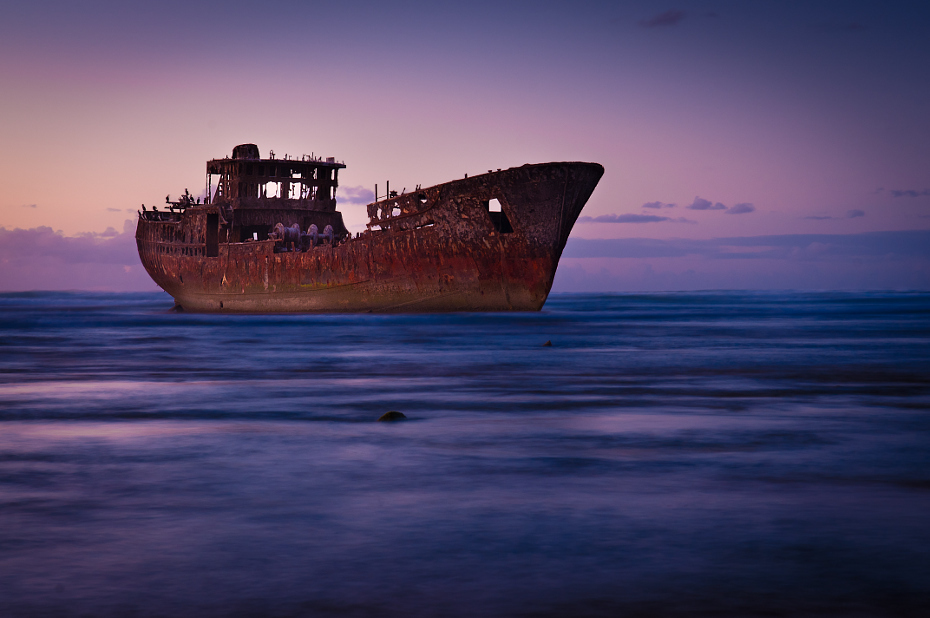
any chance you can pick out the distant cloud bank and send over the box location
[0,221,157,291]
[578,213,695,224]
[580,214,667,223]
[553,230,930,292]
[890,189,930,198]
[2,224,927,293]
[581,195,757,224]
[562,230,930,260]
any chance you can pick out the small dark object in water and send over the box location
[542,340,552,347]
[378,411,407,422]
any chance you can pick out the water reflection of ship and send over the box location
[135,143,603,312]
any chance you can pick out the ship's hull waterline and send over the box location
[136,162,603,313]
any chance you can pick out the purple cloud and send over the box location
[642,201,676,209]
[726,203,756,215]
[578,213,695,224]
[554,231,930,292]
[337,185,375,204]
[687,197,727,210]
[0,221,138,264]
[804,209,866,220]
[21,203,37,209]
[579,214,670,223]
[0,220,159,291]
[641,9,685,28]
[890,189,930,198]
[563,230,930,261]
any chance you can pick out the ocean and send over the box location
[0,291,928,617]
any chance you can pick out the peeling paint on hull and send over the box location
[136,160,603,313]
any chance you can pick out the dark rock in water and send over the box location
[542,340,552,347]
[378,411,407,422]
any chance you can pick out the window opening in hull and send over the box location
[485,199,513,234]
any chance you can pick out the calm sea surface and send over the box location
[0,291,928,617]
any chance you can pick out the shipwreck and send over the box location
[135,144,603,312]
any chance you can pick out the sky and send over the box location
[1,0,929,291]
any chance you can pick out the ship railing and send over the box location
[139,211,182,222]
[366,209,436,233]
[367,192,437,223]
[148,241,208,257]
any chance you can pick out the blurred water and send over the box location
[0,291,928,617]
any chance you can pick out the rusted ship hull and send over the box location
[136,161,603,312]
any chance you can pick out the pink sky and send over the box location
[1,1,928,290]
